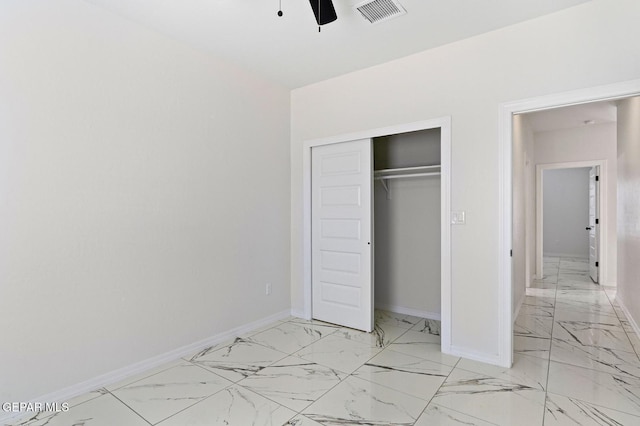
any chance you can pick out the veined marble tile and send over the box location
[8,389,110,426]
[526,287,557,298]
[535,275,558,284]
[11,394,149,426]
[550,338,640,379]
[518,303,554,318]
[627,332,640,356]
[106,359,185,391]
[514,315,553,339]
[238,356,346,412]
[412,318,442,336]
[389,330,460,366]
[332,322,407,348]
[237,320,284,339]
[552,320,634,352]
[554,299,617,318]
[283,415,324,426]
[415,404,497,426]
[353,348,452,400]
[112,362,232,424]
[294,334,381,374]
[375,310,422,329]
[190,337,287,382]
[547,361,640,416]
[523,295,555,308]
[284,317,344,330]
[432,368,546,426]
[555,290,610,305]
[530,280,557,289]
[544,256,561,263]
[544,392,640,426]
[456,354,549,391]
[553,306,619,323]
[157,384,295,426]
[513,335,551,360]
[245,322,337,354]
[557,279,602,291]
[302,375,427,425]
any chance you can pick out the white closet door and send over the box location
[311,139,373,332]
[588,166,599,283]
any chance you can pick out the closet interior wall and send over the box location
[373,129,442,319]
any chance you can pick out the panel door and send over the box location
[311,139,373,332]
[588,166,599,283]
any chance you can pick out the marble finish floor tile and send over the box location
[332,322,407,348]
[352,348,452,400]
[245,322,337,354]
[518,303,554,318]
[432,368,546,426]
[547,361,640,416]
[112,362,232,424]
[295,334,381,374]
[526,287,557,298]
[412,318,442,335]
[190,337,287,382]
[550,337,640,378]
[389,329,460,366]
[374,309,422,329]
[544,392,640,426]
[552,320,634,352]
[456,354,549,391]
[11,394,149,426]
[107,359,185,391]
[523,295,555,308]
[415,404,498,426]
[284,415,324,426]
[157,384,296,426]
[238,356,346,412]
[514,315,553,338]
[513,335,551,360]
[302,375,428,425]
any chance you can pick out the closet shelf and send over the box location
[374,165,441,199]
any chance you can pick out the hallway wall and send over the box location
[534,122,617,285]
[617,96,640,330]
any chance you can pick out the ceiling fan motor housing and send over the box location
[308,0,338,25]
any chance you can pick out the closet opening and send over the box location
[301,116,452,355]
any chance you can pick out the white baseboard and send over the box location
[290,308,306,319]
[0,309,290,424]
[448,345,507,367]
[375,303,441,321]
[616,298,640,339]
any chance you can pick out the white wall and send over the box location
[0,0,291,403]
[373,130,441,317]
[512,115,535,315]
[291,0,640,362]
[616,96,640,329]
[543,168,591,258]
[534,122,617,283]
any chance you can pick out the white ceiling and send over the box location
[522,101,617,133]
[84,0,589,88]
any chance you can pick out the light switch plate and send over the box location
[451,211,466,225]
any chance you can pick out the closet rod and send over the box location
[374,171,441,180]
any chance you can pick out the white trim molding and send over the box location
[499,78,640,368]
[302,117,453,354]
[376,304,441,321]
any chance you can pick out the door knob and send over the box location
[586,226,592,230]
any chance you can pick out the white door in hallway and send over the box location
[588,166,599,283]
[311,139,373,332]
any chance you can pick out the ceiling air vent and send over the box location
[355,0,406,25]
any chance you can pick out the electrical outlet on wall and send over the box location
[266,283,272,295]
[451,211,466,225]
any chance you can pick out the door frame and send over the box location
[535,160,607,281]
[302,116,452,353]
[499,78,640,367]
